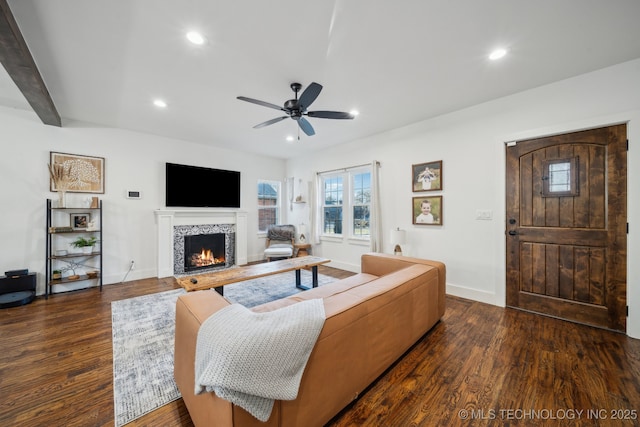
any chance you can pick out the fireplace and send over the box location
[155,209,247,278]
[171,223,236,276]
[184,233,225,272]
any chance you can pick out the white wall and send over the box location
[0,108,285,294]
[285,58,640,338]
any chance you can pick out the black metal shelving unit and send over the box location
[45,199,103,298]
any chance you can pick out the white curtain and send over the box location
[310,173,322,244]
[369,160,382,252]
[286,177,294,211]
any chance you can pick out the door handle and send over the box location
[508,230,518,236]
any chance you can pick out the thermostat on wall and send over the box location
[126,191,142,199]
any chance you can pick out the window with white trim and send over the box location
[258,180,280,232]
[322,175,343,234]
[321,167,371,238]
[352,172,371,237]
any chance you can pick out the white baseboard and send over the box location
[446,282,503,307]
[247,253,266,264]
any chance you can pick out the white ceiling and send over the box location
[3,0,640,159]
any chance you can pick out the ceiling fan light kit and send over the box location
[237,82,354,137]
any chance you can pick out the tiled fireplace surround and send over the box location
[154,209,248,278]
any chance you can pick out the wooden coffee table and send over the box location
[175,255,331,295]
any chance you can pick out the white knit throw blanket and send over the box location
[194,299,325,421]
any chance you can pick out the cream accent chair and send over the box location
[264,224,295,262]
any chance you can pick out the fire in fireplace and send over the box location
[184,233,225,272]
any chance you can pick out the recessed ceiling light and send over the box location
[153,99,167,108]
[350,110,360,117]
[489,48,507,60]
[186,31,206,45]
[286,136,295,142]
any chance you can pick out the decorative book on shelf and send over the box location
[49,226,73,233]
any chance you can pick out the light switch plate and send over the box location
[475,209,493,220]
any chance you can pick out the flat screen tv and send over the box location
[165,162,241,208]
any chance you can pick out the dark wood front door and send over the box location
[506,124,627,332]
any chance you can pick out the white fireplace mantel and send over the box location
[154,209,248,278]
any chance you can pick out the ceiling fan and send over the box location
[237,82,354,137]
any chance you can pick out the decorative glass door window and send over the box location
[542,157,579,197]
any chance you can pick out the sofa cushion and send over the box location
[264,246,293,257]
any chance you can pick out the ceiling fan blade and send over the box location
[298,82,323,110]
[254,116,289,129]
[307,110,354,120]
[237,96,285,112]
[297,117,315,136]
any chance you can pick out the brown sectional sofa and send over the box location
[174,252,446,426]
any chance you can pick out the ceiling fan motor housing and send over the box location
[285,83,302,112]
[284,99,300,111]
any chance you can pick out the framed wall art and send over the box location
[49,152,105,193]
[412,196,443,225]
[412,160,442,192]
[70,213,91,230]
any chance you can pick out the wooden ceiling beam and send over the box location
[0,0,60,126]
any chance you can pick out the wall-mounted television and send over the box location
[165,162,241,208]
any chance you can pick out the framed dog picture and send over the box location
[412,196,443,226]
[412,160,442,192]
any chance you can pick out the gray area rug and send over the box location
[112,288,184,427]
[112,269,336,426]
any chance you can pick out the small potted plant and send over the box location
[70,236,98,254]
[52,269,62,280]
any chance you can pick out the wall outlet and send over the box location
[475,210,493,220]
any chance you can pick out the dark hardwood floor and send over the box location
[1,267,638,426]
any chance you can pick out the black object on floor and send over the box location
[0,272,36,308]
